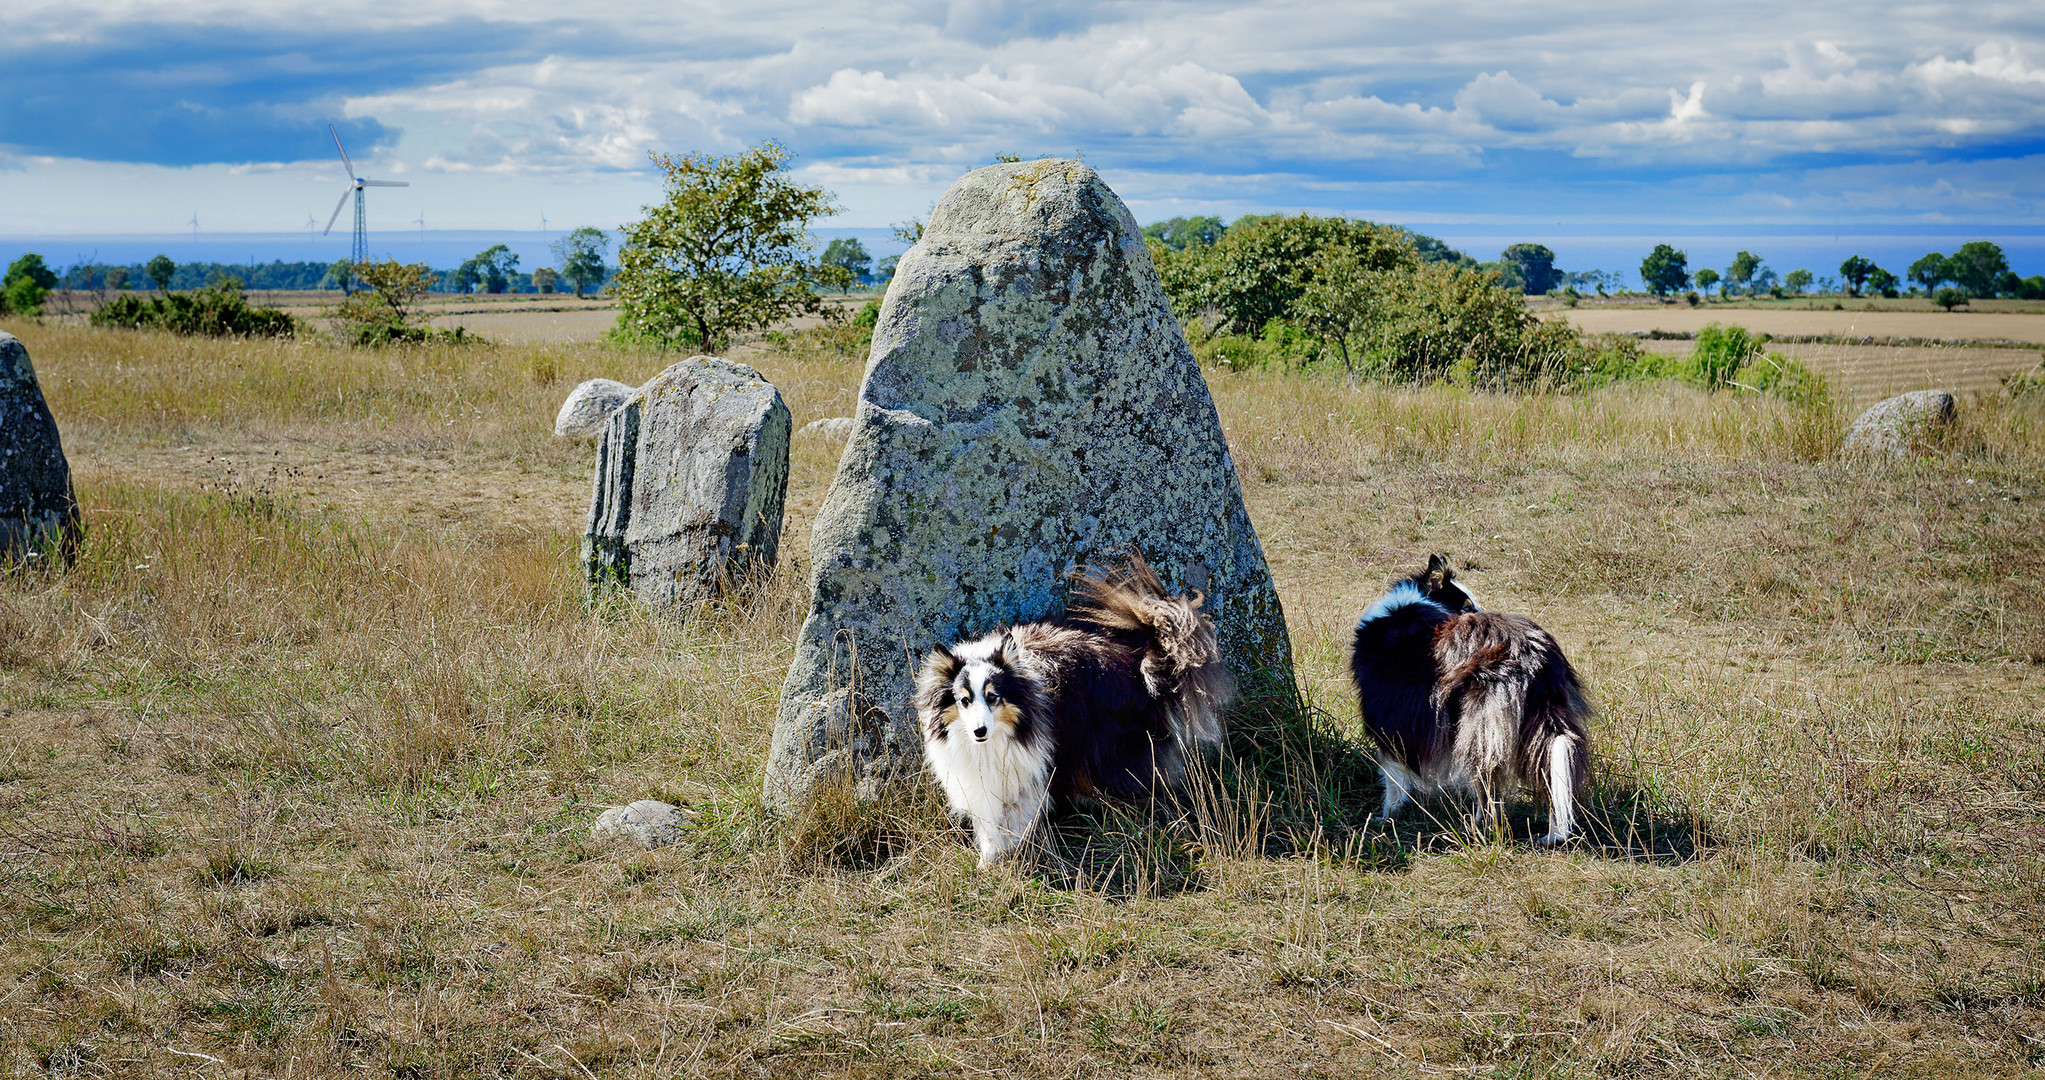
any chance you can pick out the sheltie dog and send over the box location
[913,556,1234,868]
[1350,554,1591,845]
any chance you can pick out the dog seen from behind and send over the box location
[914,555,1235,868]
[1350,554,1591,844]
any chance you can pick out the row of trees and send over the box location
[1641,240,2042,302]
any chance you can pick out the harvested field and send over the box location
[1557,304,2045,345]
[2,321,2042,1078]
[1635,338,2043,405]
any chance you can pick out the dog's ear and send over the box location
[999,630,1023,670]
[924,643,960,681]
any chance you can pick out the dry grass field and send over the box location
[2,319,2043,1078]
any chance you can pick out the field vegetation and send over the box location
[1,315,2042,1076]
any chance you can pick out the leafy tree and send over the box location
[449,261,480,294]
[3,254,59,316]
[459,245,519,294]
[1154,214,1415,338]
[821,237,873,284]
[1141,216,1227,252]
[1406,231,1478,269]
[1909,252,1950,295]
[328,259,357,294]
[891,219,925,246]
[613,141,852,351]
[1639,244,1689,296]
[875,254,901,284]
[1995,270,2024,298]
[532,267,559,293]
[1783,268,1813,295]
[1693,267,1720,295]
[1947,241,2008,297]
[1724,250,1765,295]
[2012,274,2045,301]
[1839,255,1877,297]
[145,254,177,293]
[1499,243,1560,295]
[1935,287,1968,312]
[105,267,129,292]
[1866,267,1900,298]
[551,226,610,297]
[332,259,438,344]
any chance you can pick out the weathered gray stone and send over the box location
[763,159,1293,815]
[592,800,696,848]
[584,356,791,611]
[554,377,635,437]
[0,333,79,565]
[798,416,855,440]
[1841,389,1958,459]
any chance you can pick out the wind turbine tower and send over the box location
[324,125,408,263]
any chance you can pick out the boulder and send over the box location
[0,333,80,564]
[554,377,635,437]
[1841,389,1958,458]
[763,159,1293,815]
[798,416,855,440]
[592,800,696,849]
[584,356,791,611]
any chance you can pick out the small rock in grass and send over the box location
[1840,389,1957,459]
[592,800,696,849]
[554,378,635,438]
[798,416,854,440]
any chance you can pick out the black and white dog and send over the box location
[1350,555,1591,844]
[914,556,1234,868]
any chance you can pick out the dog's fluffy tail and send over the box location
[1067,552,1235,751]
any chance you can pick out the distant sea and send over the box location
[3,224,2040,288]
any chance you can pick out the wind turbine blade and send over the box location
[329,124,356,180]
[324,188,352,234]
[361,180,408,187]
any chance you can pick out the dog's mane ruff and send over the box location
[1064,553,1234,752]
[1356,581,1447,630]
[912,645,963,743]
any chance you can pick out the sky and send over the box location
[2,0,2042,270]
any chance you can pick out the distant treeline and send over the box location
[52,252,613,296]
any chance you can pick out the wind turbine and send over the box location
[304,212,318,244]
[324,124,408,264]
[415,211,426,240]
[189,212,200,243]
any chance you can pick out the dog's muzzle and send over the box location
[972,727,988,742]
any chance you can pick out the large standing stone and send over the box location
[0,333,79,564]
[763,159,1293,815]
[584,356,790,611]
[1840,389,1958,459]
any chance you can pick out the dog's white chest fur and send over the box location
[924,723,1052,868]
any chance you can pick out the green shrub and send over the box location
[1686,323,1763,391]
[1736,352,1832,410]
[91,280,295,338]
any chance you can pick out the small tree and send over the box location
[146,254,177,293]
[460,245,518,294]
[2,254,58,317]
[332,258,438,344]
[1783,268,1813,295]
[532,267,559,294]
[1866,267,1900,298]
[551,226,610,297]
[328,259,356,294]
[1839,255,1877,297]
[1724,250,1765,296]
[1909,252,1949,295]
[613,142,852,351]
[821,237,873,284]
[1499,243,1560,295]
[1640,244,1689,296]
[1693,268,1720,296]
[1935,287,1969,312]
[1141,216,1227,252]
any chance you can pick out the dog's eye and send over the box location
[984,689,1001,705]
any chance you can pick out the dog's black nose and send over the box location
[972,726,988,740]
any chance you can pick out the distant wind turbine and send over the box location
[304,212,318,243]
[189,212,200,243]
[540,210,549,241]
[324,124,408,264]
[415,211,426,240]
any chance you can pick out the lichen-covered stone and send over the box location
[763,159,1292,815]
[592,800,696,848]
[554,377,635,437]
[1841,389,1957,459]
[584,356,790,611]
[0,333,79,564]
[798,416,854,440]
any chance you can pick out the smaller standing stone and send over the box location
[1841,389,1958,459]
[0,333,80,565]
[592,800,696,849]
[584,356,791,611]
[555,378,635,437]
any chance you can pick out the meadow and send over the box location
[1,318,2042,1078]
